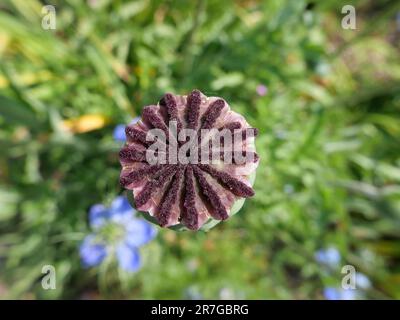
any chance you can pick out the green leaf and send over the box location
[0,95,40,128]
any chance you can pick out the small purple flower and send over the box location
[80,196,157,272]
[256,84,268,96]
[113,117,141,142]
[315,247,341,268]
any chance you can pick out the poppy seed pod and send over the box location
[119,90,259,231]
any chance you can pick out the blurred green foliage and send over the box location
[0,0,399,299]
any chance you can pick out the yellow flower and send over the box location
[62,114,109,134]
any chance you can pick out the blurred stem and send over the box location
[180,0,205,79]
[98,255,113,296]
[50,233,86,244]
[0,63,46,116]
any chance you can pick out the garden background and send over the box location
[0,0,399,299]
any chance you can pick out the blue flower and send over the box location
[115,242,141,272]
[315,247,341,268]
[323,287,356,300]
[113,124,126,142]
[80,196,157,272]
[356,272,371,290]
[322,272,370,300]
[79,235,107,267]
[113,117,141,142]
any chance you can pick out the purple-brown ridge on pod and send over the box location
[119,90,259,231]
